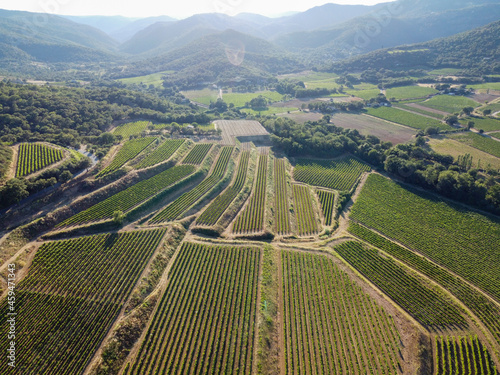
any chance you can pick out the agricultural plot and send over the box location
[350,174,500,303]
[317,190,335,226]
[196,150,250,226]
[293,185,319,236]
[233,154,268,234]
[274,158,291,235]
[435,336,498,375]
[182,143,212,165]
[450,132,500,158]
[181,88,219,105]
[134,139,184,169]
[491,132,500,139]
[281,250,401,375]
[419,95,480,114]
[16,142,64,177]
[393,103,445,119]
[222,91,284,107]
[214,120,270,145]
[58,165,195,227]
[293,156,370,191]
[459,117,500,132]
[349,222,500,348]
[333,241,467,329]
[346,88,381,100]
[385,85,438,100]
[151,147,234,223]
[0,229,165,375]
[113,121,151,138]
[97,137,156,177]
[365,106,449,131]
[126,242,260,375]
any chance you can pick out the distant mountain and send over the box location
[62,15,139,35]
[333,20,500,74]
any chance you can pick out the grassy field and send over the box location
[181,88,219,105]
[393,103,444,119]
[241,106,298,115]
[420,95,480,113]
[428,68,462,76]
[346,88,381,100]
[385,85,438,100]
[459,116,500,132]
[428,137,500,170]
[117,71,175,87]
[304,78,340,90]
[491,132,500,139]
[449,132,500,158]
[222,91,284,107]
[480,102,500,115]
[468,82,500,91]
[366,107,449,131]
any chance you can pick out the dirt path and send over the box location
[276,250,286,375]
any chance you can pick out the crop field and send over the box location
[435,336,498,375]
[281,250,401,375]
[222,91,284,107]
[196,150,250,226]
[151,146,233,223]
[117,70,175,87]
[241,106,298,115]
[350,174,500,303]
[16,143,64,177]
[126,242,260,375]
[468,82,500,91]
[214,120,270,145]
[459,117,500,132]
[97,137,156,177]
[449,132,500,158]
[385,85,438,100]
[292,184,319,236]
[365,106,449,131]
[274,158,291,235]
[134,139,184,169]
[428,68,463,76]
[480,102,500,115]
[0,229,165,374]
[233,154,268,234]
[293,156,370,191]
[182,143,213,164]
[393,103,444,119]
[181,88,219,105]
[317,190,335,226]
[491,132,500,139]
[419,95,480,113]
[58,165,195,227]
[113,121,151,138]
[333,241,467,328]
[346,88,381,100]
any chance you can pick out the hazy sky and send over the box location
[2,0,394,18]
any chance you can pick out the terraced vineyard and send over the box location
[350,174,500,303]
[0,229,165,375]
[151,146,233,223]
[182,143,213,165]
[97,137,156,177]
[233,154,268,234]
[135,139,185,169]
[113,121,151,138]
[435,336,498,375]
[317,190,335,226]
[16,142,64,177]
[274,158,291,235]
[281,250,401,375]
[125,242,260,375]
[196,150,250,226]
[293,184,318,236]
[293,157,370,191]
[333,241,467,328]
[58,165,195,227]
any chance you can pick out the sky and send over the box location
[1,0,393,18]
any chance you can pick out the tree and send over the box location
[113,210,125,225]
[462,107,474,116]
[0,178,29,206]
[466,121,475,130]
[415,136,426,146]
[98,132,115,145]
[444,115,459,126]
[483,109,492,116]
[249,96,268,111]
[59,170,73,183]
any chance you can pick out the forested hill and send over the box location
[332,20,500,74]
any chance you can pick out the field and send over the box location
[480,102,500,115]
[117,71,175,87]
[233,154,268,234]
[350,174,500,302]
[16,143,64,177]
[182,143,212,164]
[181,88,219,105]
[365,106,449,131]
[125,242,260,375]
[385,85,438,100]
[459,117,500,132]
[293,156,371,191]
[428,68,463,76]
[214,120,270,145]
[292,185,319,236]
[97,137,156,177]
[281,250,401,375]
[0,229,165,374]
[346,88,381,100]
[330,113,416,144]
[58,165,195,227]
[491,132,500,139]
[113,121,151,138]
[134,139,184,169]
[222,91,284,107]
[274,158,291,235]
[449,132,500,158]
[317,190,335,226]
[393,103,445,119]
[419,95,480,113]
[468,82,500,91]
[241,106,298,115]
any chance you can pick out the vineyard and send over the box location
[196,150,250,226]
[333,241,467,328]
[350,174,500,302]
[292,184,319,236]
[365,106,449,131]
[293,156,370,191]
[274,158,291,235]
[113,121,151,138]
[151,146,233,223]
[134,139,185,169]
[0,229,165,374]
[58,165,195,227]
[317,190,336,226]
[182,143,213,165]
[232,154,268,234]
[97,137,156,177]
[16,142,64,177]
[281,250,401,375]
[435,336,498,374]
[125,242,260,375]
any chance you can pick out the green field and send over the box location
[393,103,444,119]
[117,71,175,87]
[468,82,500,91]
[181,88,219,105]
[346,88,381,100]
[459,116,500,132]
[304,78,340,90]
[366,106,449,131]
[241,106,298,115]
[16,142,64,177]
[419,95,480,113]
[450,132,500,158]
[385,85,438,100]
[428,68,462,76]
[491,132,500,139]
[223,91,284,107]
[480,102,500,115]
[113,121,151,138]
